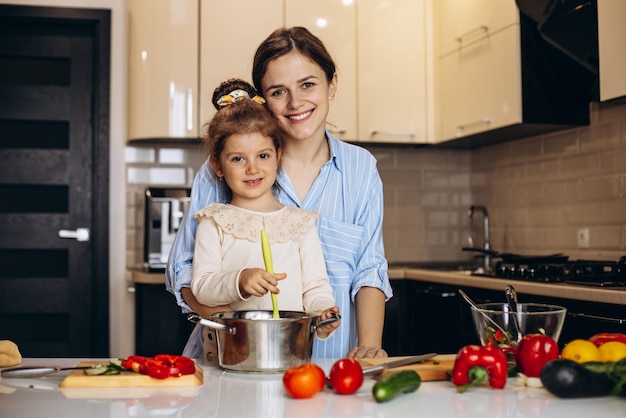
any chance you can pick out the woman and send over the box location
[166,27,392,359]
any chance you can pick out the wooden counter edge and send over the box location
[130,269,165,285]
[388,267,626,306]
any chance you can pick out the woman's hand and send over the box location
[238,268,287,298]
[346,346,388,359]
[315,306,340,339]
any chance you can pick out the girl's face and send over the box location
[211,132,281,210]
[261,51,337,144]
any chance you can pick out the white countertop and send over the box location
[1,358,625,418]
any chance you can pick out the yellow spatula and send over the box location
[260,229,279,318]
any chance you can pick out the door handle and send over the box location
[58,227,90,242]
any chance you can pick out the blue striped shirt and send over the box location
[166,132,392,359]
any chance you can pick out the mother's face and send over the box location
[261,51,337,143]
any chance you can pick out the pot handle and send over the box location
[187,314,237,334]
[311,313,341,332]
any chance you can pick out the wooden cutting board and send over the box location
[359,354,456,381]
[59,361,203,388]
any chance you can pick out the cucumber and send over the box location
[372,370,422,403]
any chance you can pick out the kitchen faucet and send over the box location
[468,205,492,273]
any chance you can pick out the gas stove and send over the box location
[491,255,626,287]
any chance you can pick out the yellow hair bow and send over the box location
[217,89,266,107]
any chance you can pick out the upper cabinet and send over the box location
[285,0,358,141]
[598,0,626,102]
[357,0,434,144]
[128,0,199,140]
[128,0,434,144]
[128,0,282,142]
[287,0,434,144]
[433,0,594,147]
[199,0,283,133]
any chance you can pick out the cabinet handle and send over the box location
[328,129,347,135]
[371,131,416,139]
[457,118,491,131]
[568,312,626,324]
[186,86,193,132]
[455,25,489,43]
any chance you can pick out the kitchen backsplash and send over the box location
[469,101,626,263]
[126,101,626,268]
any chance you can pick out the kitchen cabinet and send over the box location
[199,0,283,131]
[461,286,626,349]
[356,0,434,144]
[285,0,358,141]
[127,0,282,141]
[384,280,462,355]
[433,0,593,147]
[134,282,195,357]
[128,0,199,140]
[128,0,434,144]
[385,277,626,355]
[287,0,434,144]
[598,0,626,102]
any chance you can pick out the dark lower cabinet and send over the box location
[384,279,626,355]
[134,283,195,357]
[460,286,626,349]
[384,280,461,355]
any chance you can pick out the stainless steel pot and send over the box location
[188,310,340,373]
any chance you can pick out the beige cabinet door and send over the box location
[435,0,519,57]
[438,25,522,141]
[358,0,433,144]
[285,0,358,141]
[128,0,199,140]
[199,0,283,128]
[598,0,626,101]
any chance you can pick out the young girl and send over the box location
[190,79,340,362]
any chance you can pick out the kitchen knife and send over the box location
[361,352,438,376]
[1,366,94,379]
[325,352,438,389]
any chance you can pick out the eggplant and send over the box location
[540,359,613,398]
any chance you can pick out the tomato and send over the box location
[282,363,326,399]
[589,333,626,347]
[329,358,364,394]
[515,334,559,378]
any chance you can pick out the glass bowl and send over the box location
[470,302,567,348]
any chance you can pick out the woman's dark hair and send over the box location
[204,79,285,165]
[252,26,336,95]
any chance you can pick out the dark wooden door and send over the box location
[0,5,110,357]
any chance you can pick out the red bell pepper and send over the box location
[451,345,508,392]
[589,333,626,347]
[121,355,149,373]
[515,333,559,378]
[121,354,196,379]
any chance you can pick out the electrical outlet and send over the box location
[577,228,590,248]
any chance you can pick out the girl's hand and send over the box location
[238,268,286,298]
[315,306,341,339]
